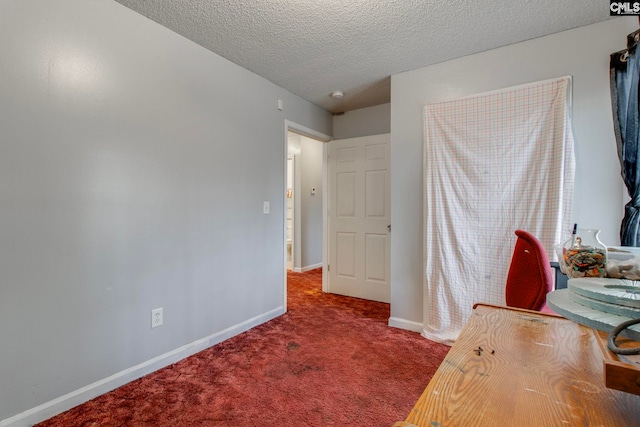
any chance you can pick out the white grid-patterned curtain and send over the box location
[423,77,575,344]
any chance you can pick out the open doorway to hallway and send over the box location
[286,155,294,270]
[286,131,324,273]
[282,121,331,313]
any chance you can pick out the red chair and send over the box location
[505,230,554,312]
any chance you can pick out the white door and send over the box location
[328,134,390,303]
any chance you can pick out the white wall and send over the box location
[333,104,391,140]
[390,18,636,330]
[0,0,331,424]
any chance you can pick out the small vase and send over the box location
[560,229,607,278]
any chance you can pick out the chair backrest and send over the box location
[505,229,553,311]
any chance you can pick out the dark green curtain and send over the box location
[611,29,640,246]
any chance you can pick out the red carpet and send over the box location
[37,269,449,426]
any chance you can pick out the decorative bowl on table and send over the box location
[555,229,607,278]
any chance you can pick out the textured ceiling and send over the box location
[113,0,611,114]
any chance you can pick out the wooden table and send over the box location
[397,304,640,427]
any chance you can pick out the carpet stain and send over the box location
[286,341,301,351]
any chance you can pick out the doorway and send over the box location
[286,131,324,273]
[283,121,331,312]
[286,155,294,271]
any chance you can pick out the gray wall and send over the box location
[300,137,324,269]
[0,0,331,424]
[389,18,636,331]
[333,104,391,139]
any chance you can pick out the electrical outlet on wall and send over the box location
[151,307,163,328]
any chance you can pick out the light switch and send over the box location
[263,201,270,214]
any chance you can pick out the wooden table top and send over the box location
[401,304,640,427]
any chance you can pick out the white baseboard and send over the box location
[1,307,285,427]
[290,263,321,273]
[301,263,322,272]
[388,316,423,333]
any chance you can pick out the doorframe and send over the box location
[283,120,331,312]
